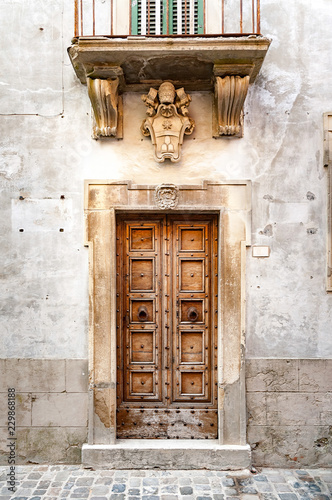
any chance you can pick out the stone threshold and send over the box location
[82,440,251,470]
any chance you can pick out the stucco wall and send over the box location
[0,0,332,465]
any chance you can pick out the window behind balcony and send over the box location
[131,0,204,35]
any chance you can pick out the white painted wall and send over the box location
[0,0,331,358]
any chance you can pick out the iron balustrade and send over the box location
[74,0,261,37]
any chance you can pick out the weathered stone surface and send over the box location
[3,359,66,393]
[299,359,332,392]
[65,359,88,393]
[1,427,87,464]
[31,393,88,427]
[246,392,267,425]
[0,392,31,427]
[246,359,298,392]
[265,393,332,426]
[0,0,63,115]
[82,442,251,470]
[248,425,332,468]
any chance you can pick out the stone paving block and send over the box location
[246,359,298,392]
[278,494,298,500]
[268,475,287,483]
[274,483,292,492]
[112,483,126,493]
[179,477,192,485]
[70,485,90,497]
[255,481,273,492]
[161,484,178,493]
[143,485,159,494]
[180,486,193,495]
[129,478,141,487]
[193,476,210,484]
[128,488,140,495]
[143,477,159,485]
[253,474,268,482]
[222,478,235,487]
[224,488,238,496]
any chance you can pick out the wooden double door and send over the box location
[116,213,218,439]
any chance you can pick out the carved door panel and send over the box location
[116,214,218,439]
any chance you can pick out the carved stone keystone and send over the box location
[141,82,195,163]
[155,183,179,209]
[87,77,123,139]
[213,75,250,138]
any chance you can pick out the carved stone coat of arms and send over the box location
[141,82,195,163]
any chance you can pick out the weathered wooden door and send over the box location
[116,214,218,438]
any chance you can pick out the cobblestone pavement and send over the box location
[0,465,331,500]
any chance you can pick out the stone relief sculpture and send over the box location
[141,82,195,163]
[155,184,179,209]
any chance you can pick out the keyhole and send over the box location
[141,344,144,349]
[187,307,198,322]
[138,306,148,322]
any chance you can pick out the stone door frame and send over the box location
[84,179,251,451]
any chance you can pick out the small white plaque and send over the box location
[252,246,270,258]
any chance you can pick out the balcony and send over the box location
[68,1,270,138]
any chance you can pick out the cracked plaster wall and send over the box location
[0,0,332,465]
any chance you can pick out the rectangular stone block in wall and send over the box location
[246,359,332,467]
[0,359,88,465]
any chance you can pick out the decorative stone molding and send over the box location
[87,77,123,139]
[155,183,179,209]
[141,82,195,162]
[213,75,250,138]
[83,180,252,467]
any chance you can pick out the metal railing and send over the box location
[74,0,260,38]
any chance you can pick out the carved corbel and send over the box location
[213,75,250,138]
[87,77,123,139]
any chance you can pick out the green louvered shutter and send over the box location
[131,0,204,35]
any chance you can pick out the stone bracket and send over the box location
[213,65,251,138]
[87,77,123,139]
